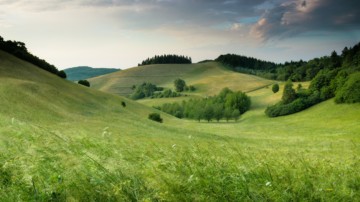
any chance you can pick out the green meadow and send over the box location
[1,50,360,201]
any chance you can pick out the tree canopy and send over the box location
[157,88,251,122]
[139,54,192,66]
[0,35,64,77]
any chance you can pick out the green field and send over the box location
[1,50,360,201]
[89,62,274,97]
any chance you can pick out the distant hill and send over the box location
[64,66,120,81]
[89,62,274,97]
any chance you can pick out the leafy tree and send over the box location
[148,113,163,123]
[0,35,61,75]
[174,78,186,92]
[157,87,251,122]
[130,82,160,100]
[225,91,251,114]
[203,105,214,122]
[232,109,240,122]
[78,80,90,87]
[335,72,360,103]
[57,70,67,79]
[213,104,223,122]
[272,83,279,93]
[224,108,233,122]
[282,81,296,104]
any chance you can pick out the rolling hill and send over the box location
[1,49,360,201]
[89,62,274,97]
[63,66,119,81]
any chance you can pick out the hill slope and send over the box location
[89,62,274,96]
[64,66,119,81]
[1,50,360,201]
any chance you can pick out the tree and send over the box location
[272,83,279,93]
[213,104,223,122]
[281,81,296,104]
[148,113,163,123]
[57,70,67,79]
[232,109,240,122]
[224,107,233,122]
[174,78,186,92]
[335,72,360,103]
[78,80,90,87]
[203,105,214,122]
[225,91,251,114]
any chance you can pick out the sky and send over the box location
[1,0,360,70]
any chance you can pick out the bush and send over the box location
[272,83,279,93]
[148,113,163,123]
[121,101,126,107]
[78,80,90,87]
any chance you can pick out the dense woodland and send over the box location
[216,45,359,82]
[266,43,360,117]
[157,88,251,122]
[0,35,64,77]
[139,54,192,66]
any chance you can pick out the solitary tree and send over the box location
[174,78,186,92]
[272,83,279,93]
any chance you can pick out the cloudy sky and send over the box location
[1,0,360,69]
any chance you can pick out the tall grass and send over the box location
[1,117,359,201]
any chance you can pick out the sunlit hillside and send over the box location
[89,62,274,97]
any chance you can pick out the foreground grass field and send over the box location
[1,51,359,201]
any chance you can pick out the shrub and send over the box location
[148,113,163,123]
[121,101,126,107]
[272,83,279,93]
[78,80,90,87]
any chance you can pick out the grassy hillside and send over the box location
[89,62,274,97]
[1,50,360,201]
[64,66,119,81]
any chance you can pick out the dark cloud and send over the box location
[252,0,360,40]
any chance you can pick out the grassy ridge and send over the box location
[89,62,274,97]
[1,50,360,200]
